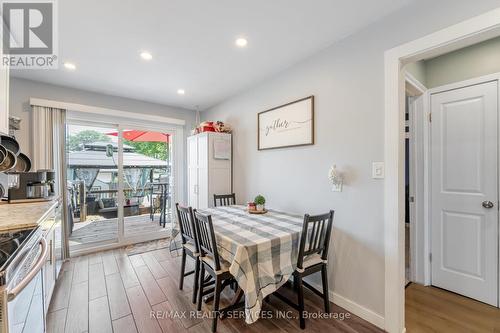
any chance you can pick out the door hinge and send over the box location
[429,253,432,262]
[428,113,432,122]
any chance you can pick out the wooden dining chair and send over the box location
[193,210,235,333]
[273,210,334,329]
[175,203,201,304]
[213,193,236,207]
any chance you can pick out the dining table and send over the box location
[197,205,305,324]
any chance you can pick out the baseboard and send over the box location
[307,281,385,330]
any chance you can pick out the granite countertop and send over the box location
[0,199,60,232]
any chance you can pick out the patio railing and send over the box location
[71,184,171,222]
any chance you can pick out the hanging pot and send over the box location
[13,153,31,172]
[0,145,5,166]
[0,149,17,172]
[0,135,20,156]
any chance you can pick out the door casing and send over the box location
[405,72,427,285]
[384,9,500,332]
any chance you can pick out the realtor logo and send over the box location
[1,0,58,69]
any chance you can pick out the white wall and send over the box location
[202,0,500,320]
[10,77,196,201]
[9,77,196,158]
[425,36,500,88]
[405,61,427,86]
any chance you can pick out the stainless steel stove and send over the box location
[0,229,37,282]
[0,227,47,333]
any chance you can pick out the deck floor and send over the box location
[47,247,383,333]
[69,214,171,247]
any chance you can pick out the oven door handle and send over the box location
[7,238,48,301]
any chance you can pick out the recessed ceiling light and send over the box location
[140,51,153,60]
[235,38,248,47]
[177,89,185,95]
[64,62,76,70]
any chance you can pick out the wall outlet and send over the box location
[372,162,384,179]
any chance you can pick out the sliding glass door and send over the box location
[66,122,120,251]
[121,127,172,240]
[66,119,176,254]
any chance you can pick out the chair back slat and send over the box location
[297,210,334,269]
[193,210,221,271]
[175,203,198,251]
[213,193,236,207]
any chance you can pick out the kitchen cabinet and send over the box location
[43,226,55,313]
[38,200,63,314]
[187,132,232,209]
[53,203,64,275]
[0,66,9,135]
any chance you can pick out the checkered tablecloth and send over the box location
[198,205,304,324]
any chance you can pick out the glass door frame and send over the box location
[66,119,121,253]
[116,121,180,244]
[66,113,184,255]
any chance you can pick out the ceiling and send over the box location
[12,0,414,111]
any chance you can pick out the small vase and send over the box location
[256,204,264,211]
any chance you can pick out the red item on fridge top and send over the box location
[201,126,216,132]
[198,121,216,132]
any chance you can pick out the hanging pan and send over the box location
[13,153,31,172]
[0,144,6,166]
[0,149,16,172]
[0,135,20,156]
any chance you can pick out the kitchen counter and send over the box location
[0,199,60,232]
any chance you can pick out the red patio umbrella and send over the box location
[106,130,170,143]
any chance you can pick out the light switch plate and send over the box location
[372,162,385,179]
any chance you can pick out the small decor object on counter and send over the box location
[247,201,256,211]
[254,195,266,211]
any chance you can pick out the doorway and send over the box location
[66,119,175,254]
[404,79,424,287]
[404,69,500,333]
[429,78,498,306]
[384,9,500,332]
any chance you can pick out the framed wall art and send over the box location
[257,95,314,150]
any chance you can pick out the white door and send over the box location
[431,80,498,306]
[197,134,209,209]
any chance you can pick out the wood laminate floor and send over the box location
[406,283,500,332]
[47,247,383,333]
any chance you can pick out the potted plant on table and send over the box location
[254,195,266,211]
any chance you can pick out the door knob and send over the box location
[482,201,494,209]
